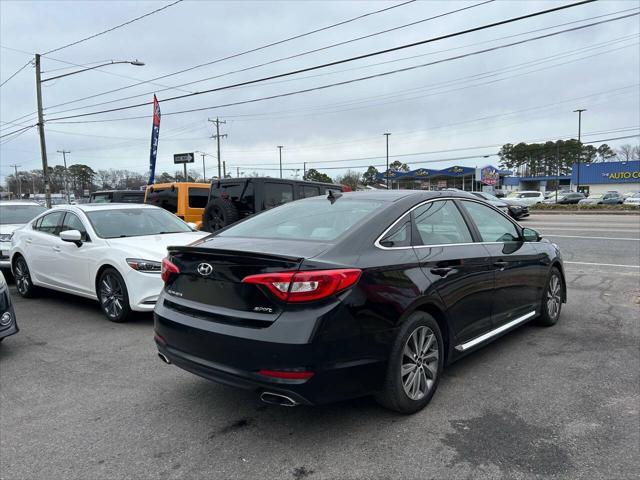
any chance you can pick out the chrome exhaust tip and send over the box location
[260,392,299,407]
[158,352,171,364]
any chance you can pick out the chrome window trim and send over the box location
[374,196,522,251]
[454,311,536,352]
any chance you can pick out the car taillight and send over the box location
[161,257,179,283]
[242,269,361,302]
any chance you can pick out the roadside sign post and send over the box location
[174,152,195,181]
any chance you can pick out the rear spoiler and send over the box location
[166,245,304,264]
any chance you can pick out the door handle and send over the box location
[494,261,508,270]
[430,267,453,277]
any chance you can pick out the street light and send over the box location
[35,56,144,207]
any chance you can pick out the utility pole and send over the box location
[57,150,71,203]
[303,162,307,179]
[35,54,51,208]
[10,164,22,199]
[573,108,586,193]
[209,117,226,179]
[277,145,283,179]
[201,153,206,182]
[236,166,240,178]
[383,133,391,189]
[223,161,226,178]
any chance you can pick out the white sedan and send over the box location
[10,203,208,322]
[0,200,47,269]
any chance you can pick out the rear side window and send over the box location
[188,188,209,208]
[412,200,473,246]
[264,183,294,209]
[36,211,64,236]
[219,198,383,242]
[379,213,411,248]
[91,193,112,203]
[146,189,178,214]
[524,193,540,198]
[300,185,321,198]
[461,201,520,242]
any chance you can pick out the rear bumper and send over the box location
[153,298,387,405]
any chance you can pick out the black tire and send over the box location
[202,198,240,232]
[375,312,444,414]
[13,255,37,298]
[536,267,563,327]
[97,268,131,323]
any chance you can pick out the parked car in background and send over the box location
[155,190,565,413]
[201,177,345,232]
[578,192,624,205]
[471,191,529,220]
[544,189,571,199]
[0,200,47,270]
[145,182,209,230]
[506,191,545,206]
[10,204,208,322]
[90,190,145,204]
[542,192,586,205]
[622,192,640,206]
[0,270,18,342]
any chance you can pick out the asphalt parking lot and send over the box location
[1,213,638,480]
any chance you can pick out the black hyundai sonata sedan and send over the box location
[154,190,565,413]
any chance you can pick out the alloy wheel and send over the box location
[14,258,31,296]
[100,273,125,319]
[401,326,439,401]
[546,275,562,320]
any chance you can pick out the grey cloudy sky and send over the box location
[1,0,639,184]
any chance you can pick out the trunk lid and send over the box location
[164,238,331,326]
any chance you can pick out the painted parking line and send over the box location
[542,234,640,241]
[563,261,640,268]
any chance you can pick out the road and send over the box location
[1,214,638,480]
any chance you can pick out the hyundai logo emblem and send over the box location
[197,263,214,276]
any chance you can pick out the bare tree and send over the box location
[616,144,640,161]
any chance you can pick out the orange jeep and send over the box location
[144,182,209,229]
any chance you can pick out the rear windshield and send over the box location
[86,208,192,239]
[218,197,383,242]
[0,204,46,224]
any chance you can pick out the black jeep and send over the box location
[201,178,345,232]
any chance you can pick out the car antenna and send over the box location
[327,189,342,204]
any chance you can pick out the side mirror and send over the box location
[60,229,83,246]
[187,222,197,230]
[522,227,540,242]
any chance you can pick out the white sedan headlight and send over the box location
[0,233,13,242]
[126,258,162,273]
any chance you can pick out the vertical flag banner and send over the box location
[147,95,161,185]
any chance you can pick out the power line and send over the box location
[49,8,634,125]
[233,134,640,172]
[42,0,184,55]
[0,60,32,88]
[45,32,633,137]
[212,38,638,125]
[45,0,598,122]
[41,0,494,116]
[36,0,418,114]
